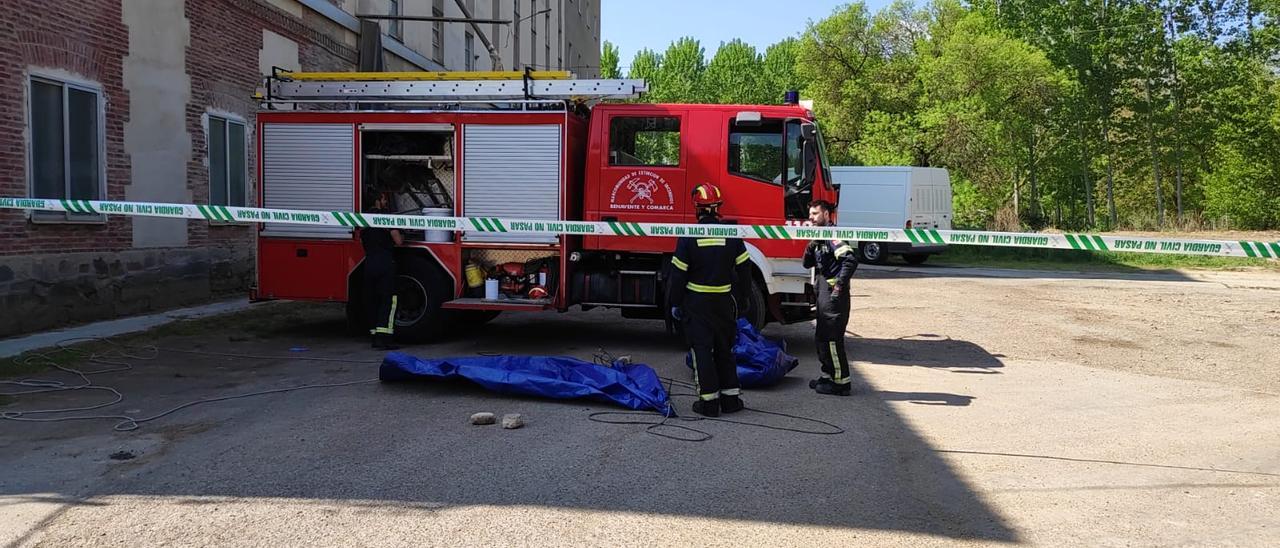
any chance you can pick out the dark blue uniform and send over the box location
[668,218,753,403]
[361,216,397,343]
[804,239,858,389]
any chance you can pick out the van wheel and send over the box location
[859,242,889,265]
[903,254,929,265]
[394,255,452,343]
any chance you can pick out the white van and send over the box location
[830,166,952,265]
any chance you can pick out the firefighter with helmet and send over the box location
[668,183,753,417]
[361,190,404,350]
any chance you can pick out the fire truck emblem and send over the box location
[609,171,675,211]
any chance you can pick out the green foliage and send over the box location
[600,41,621,79]
[652,37,708,103]
[705,39,767,104]
[619,0,1280,230]
[1202,146,1280,229]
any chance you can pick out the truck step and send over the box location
[443,297,551,312]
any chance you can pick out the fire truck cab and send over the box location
[253,72,836,342]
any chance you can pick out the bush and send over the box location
[1202,147,1279,230]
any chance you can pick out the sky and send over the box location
[601,0,892,71]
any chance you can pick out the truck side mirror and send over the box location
[801,123,818,182]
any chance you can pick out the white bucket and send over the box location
[422,207,452,243]
[484,279,499,300]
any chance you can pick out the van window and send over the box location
[609,116,680,166]
[728,118,784,184]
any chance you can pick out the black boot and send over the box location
[810,378,851,396]
[372,334,400,351]
[719,394,744,414]
[691,398,720,417]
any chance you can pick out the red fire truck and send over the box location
[253,71,837,341]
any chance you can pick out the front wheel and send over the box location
[859,241,889,265]
[738,276,768,331]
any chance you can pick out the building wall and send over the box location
[0,0,365,337]
[562,0,600,77]
[363,0,602,76]
[0,0,600,339]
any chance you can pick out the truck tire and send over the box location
[739,275,768,331]
[394,254,452,343]
[903,254,929,265]
[859,241,889,265]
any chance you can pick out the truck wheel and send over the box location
[903,254,929,265]
[394,255,452,343]
[739,276,768,331]
[859,242,889,265]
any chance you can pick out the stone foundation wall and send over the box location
[0,246,252,338]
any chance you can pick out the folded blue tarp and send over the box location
[380,352,673,415]
[685,318,800,387]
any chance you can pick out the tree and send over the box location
[796,2,883,163]
[761,38,802,102]
[651,37,708,103]
[600,41,621,79]
[918,10,1068,228]
[627,48,661,95]
[704,40,766,104]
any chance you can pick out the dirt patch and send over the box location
[1072,336,1145,350]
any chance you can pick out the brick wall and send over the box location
[181,0,358,289]
[0,1,132,257]
[0,0,361,338]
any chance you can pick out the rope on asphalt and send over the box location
[2,337,377,431]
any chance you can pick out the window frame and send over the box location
[205,112,249,214]
[387,0,403,41]
[726,117,788,185]
[432,0,444,63]
[26,72,107,224]
[464,31,475,71]
[608,115,683,168]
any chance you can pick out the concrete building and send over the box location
[354,0,600,75]
[0,0,601,338]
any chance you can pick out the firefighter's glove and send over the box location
[830,284,843,303]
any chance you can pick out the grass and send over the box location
[929,245,1280,272]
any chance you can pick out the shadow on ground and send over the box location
[1,305,1017,542]
[860,261,1202,283]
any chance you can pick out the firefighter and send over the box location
[668,183,753,417]
[361,190,404,350]
[803,199,858,396]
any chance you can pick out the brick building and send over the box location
[0,0,601,338]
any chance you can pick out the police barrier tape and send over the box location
[3,196,1278,259]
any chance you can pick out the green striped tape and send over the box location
[1242,241,1275,258]
[0,196,1274,259]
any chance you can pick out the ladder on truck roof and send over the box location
[262,68,647,105]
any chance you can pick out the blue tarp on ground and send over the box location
[379,352,673,415]
[685,318,800,387]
